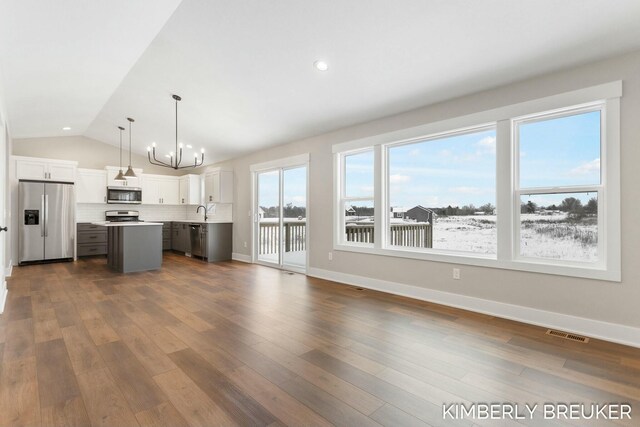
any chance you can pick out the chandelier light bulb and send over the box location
[152,142,156,147]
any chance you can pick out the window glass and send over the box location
[519,111,601,188]
[344,151,374,198]
[345,200,375,244]
[519,192,598,262]
[388,128,497,254]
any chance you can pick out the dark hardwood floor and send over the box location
[0,253,638,426]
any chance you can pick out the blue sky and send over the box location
[345,110,600,209]
[258,166,307,210]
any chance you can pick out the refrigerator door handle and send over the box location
[41,195,45,237]
[44,194,49,237]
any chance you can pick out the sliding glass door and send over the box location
[255,164,307,272]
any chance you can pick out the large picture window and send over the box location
[333,82,621,280]
[516,107,602,263]
[387,126,497,255]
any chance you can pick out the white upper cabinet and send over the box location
[76,169,107,204]
[141,174,180,205]
[15,156,77,182]
[204,170,233,203]
[179,174,201,205]
[105,166,142,187]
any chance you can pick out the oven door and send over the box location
[107,187,142,204]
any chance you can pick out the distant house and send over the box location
[258,207,266,219]
[345,205,356,216]
[405,205,436,224]
[390,207,406,219]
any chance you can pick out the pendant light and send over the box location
[124,117,137,178]
[147,94,205,169]
[114,126,126,181]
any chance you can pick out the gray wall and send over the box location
[12,135,183,176]
[224,50,640,329]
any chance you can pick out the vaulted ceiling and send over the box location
[2,0,640,164]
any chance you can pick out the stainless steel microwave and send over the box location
[107,186,142,204]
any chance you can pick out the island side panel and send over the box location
[121,225,163,273]
[206,223,232,262]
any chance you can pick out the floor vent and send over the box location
[546,329,589,343]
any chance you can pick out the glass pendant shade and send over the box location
[125,117,137,178]
[114,126,126,181]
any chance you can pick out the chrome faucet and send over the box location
[196,205,208,221]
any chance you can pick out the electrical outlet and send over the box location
[452,268,461,280]
[243,241,247,248]
[328,252,333,261]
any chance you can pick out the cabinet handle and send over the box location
[209,196,212,201]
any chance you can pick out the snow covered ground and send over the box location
[393,213,597,261]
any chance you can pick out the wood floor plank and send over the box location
[153,368,237,427]
[35,339,82,407]
[116,324,178,376]
[370,403,433,427]
[0,357,40,427]
[75,367,140,427]
[2,319,35,362]
[40,396,91,427]
[98,340,168,413]
[254,341,385,416]
[227,365,333,427]
[83,316,120,346]
[278,375,383,427]
[60,324,106,374]
[169,347,277,426]
[134,401,190,427]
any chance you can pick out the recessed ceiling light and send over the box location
[62,127,71,130]
[313,60,329,71]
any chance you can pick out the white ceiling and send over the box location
[2,0,640,165]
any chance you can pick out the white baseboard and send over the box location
[232,253,252,263]
[0,280,7,314]
[308,267,640,349]
[5,260,12,277]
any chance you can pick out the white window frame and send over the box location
[332,81,621,281]
[513,103,605,268]
[336,148,376,248]
[382,123,498,257]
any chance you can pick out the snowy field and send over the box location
[393,213,598,261]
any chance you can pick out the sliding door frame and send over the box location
[250,153,310,274]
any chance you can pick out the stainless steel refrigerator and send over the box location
[19,180,75,264]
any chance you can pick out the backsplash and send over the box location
[186,203,233,221]
[76,203,233,222]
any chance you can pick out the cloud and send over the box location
[389,174,411,184]
[475,136,496,154]
[569,158,600,176]
[409,148,421,157]
[449,186,486,195]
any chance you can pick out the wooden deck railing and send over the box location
[259,220,432,254]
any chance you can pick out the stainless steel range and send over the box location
[105,210,142,223]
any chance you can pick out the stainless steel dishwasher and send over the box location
[189,224,207,258]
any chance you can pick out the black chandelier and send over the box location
[147,94,205,169]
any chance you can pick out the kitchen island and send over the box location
[93,222,163,273]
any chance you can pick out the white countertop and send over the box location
[91,221,164,227]
[147,219,233,224]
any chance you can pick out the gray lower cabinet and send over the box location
[77,223,107,257]
[162,222,171,250]
[171,223,189,253]
[204,223,232,262]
